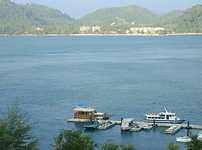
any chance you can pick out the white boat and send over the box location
[197,132,202,141]
[164,125,182,134]
[121,118,142,132]
[121,118,135,131]
[130,126,142,132]
[83,121,99,130]
[176,136,192,143]
[145,107,183,123]
[97,121,115,130]
[142,124,153,130]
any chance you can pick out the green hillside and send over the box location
[161,5,202,33]
[79,5,159,26]
[0,0,78,34]
[0,0,202,34]
[80,4,202,33]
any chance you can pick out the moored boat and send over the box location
[121,118,142,132]
[130,126,142,132]
[145,107,184,124]
[176,136,192,143]
[68,106,109,123]
[121,118,135,131]
[83,121,99,130]
[141,124,153,130]
[97,121,115,130]
[197,131,202,141]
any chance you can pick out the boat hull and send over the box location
[146,119,184,124]
[176,136,192,143]
[130,127,142,132]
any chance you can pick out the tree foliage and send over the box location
[0,0,78,34]
[187,136,202,150]
[53,130,95,150]
[0,106,37,150]
[80,5,158,26]
[167,143,179,150]
[101,143,134,150]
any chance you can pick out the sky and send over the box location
[14,0,202,18]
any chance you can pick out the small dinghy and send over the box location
[176,136,192,143]
[84,121,99,130]
[197,132,202,141]
[130,126,142,132]
[97,121,115,130]
[142,124,153,130]
[121,118,135,131]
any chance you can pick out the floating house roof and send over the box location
[73,107,96,112]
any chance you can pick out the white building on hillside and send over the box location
[129,27,165,34]
[92,26,101,32]
[80,26,91,33]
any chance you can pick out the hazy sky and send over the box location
[15,0,202,18]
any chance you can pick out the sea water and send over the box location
[0,35,202,150]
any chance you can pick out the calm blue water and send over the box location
[0,36,202,150]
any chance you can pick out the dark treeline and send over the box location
[0,106,202,150]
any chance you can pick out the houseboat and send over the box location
[145,107,184,124]
[68,106,109,123]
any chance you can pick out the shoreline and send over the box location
[1,33,202,37]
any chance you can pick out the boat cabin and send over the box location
[145,107,182,123]
[68,106,110,123]
[74,107,96,120]
[95,112,109,120]
[146,112,177,120]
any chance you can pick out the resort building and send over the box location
[92,25,101,33]
[35,27,44,32]
[129,27,165,34]
[80,26,91,33]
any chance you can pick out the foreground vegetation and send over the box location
[0,106,37,150]
[0,106,202,150]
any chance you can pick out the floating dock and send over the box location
[164,125,182,134]
[147,123,202,130]
[138,122,202,134]
[118,121,202,134]
[68,118,202,133]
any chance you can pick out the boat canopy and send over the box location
[73,107,96,112]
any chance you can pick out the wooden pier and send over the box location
[68,118,202,134]
[164,125,182,134]
[137,122,202,134]
[119,121,202,134]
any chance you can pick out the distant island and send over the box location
[0,0,202,35]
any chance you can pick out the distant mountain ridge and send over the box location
[0,0,77,34]
[0,0,202,34]
[79,5,159,26]
[79,4,202,33]
[161,5,202,33]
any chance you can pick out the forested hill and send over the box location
[0,0,202,34]
[0,0,78,34]
[79,5,159,26]
[160,5,202,33]
[79,4,202,33]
